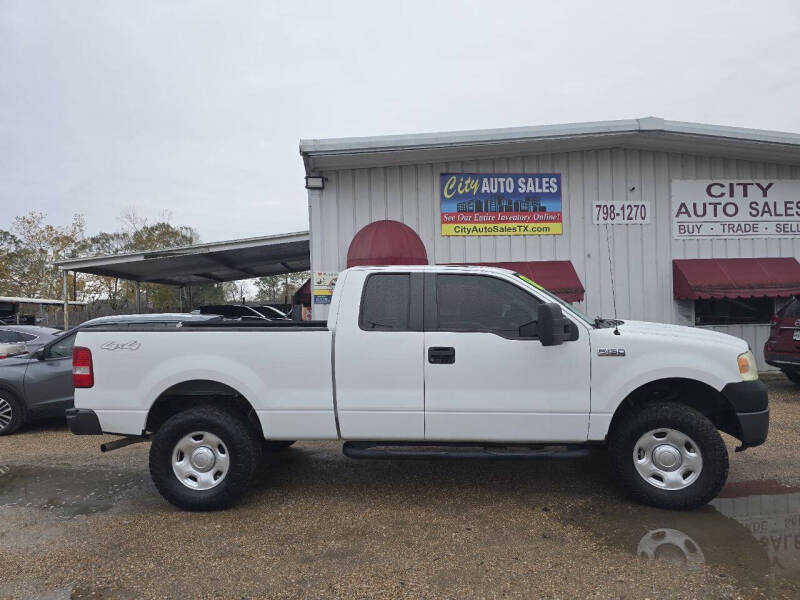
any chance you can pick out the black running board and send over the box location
[342,441,591,461]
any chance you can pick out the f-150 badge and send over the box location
[101,341,141,351]
[598,348,626,357]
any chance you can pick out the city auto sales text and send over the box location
[442,175,559,198]
[674,182,800,218]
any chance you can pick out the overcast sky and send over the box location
[1,0,799,243]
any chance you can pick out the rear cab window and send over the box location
[359,274,412,331]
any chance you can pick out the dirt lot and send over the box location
[1,375,799,599]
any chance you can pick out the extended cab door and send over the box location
[423,273,590,442]
[333,270,425,440]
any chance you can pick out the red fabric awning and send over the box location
[347,220,428,267]
[673,257,800,300]
[293,279,311,306]
[453,261,585,302]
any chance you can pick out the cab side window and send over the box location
[435,275,540,337]
[49,332,77,359]
[359,274,411,331]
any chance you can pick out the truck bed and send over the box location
[73,321,337,439]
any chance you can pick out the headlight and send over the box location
[737,350,759,381]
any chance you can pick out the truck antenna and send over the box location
[605,224,621,336]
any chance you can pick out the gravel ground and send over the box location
[0,374,799,599]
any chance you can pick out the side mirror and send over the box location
[33,348,46,360]
[537,303,568,346]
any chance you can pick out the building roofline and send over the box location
[300,117,800,171]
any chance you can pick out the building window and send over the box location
[694,298,774,326]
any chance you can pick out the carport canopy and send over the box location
[56,231,310,286]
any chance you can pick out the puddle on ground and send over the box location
[563,480,800,593]
[0,465,148,518]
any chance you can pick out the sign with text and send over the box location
[672,180,800,239]
[441,173,562,236]
[312,271,338,305]
[593,200,650,225]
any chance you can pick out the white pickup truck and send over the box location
[66,266,769,511]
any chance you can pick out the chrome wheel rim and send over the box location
[172,431,230,490]
[637,528,705,568]
[633,428,703,490]
[0,398,12,429]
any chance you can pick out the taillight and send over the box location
[72,346,94,388]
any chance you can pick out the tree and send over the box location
[254,272,310,304]
[1,208,254,315]
[111,208,201,311]
[67,207,212,312]
[74,231,130,308]
[0,211,85,299]
[119,207,199,249]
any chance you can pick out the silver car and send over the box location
[0,313,217,435]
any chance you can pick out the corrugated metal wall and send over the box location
[309,149,800,370]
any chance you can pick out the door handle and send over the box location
[428,346,455,364]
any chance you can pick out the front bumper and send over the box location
[734,408,770,449]
[720,380,769,448]
[66,408,103,435]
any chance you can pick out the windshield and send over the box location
[514,274,594,326]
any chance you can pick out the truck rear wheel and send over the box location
[149,406,260,511]
[609,402,728,510]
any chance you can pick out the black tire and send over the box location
[609,402,728,510]
[262,440,295,452]
[149,406,261,511]
[782,368,800,386]
[0,390,24,436]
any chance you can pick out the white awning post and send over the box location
[62,270,69,330]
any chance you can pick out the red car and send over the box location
[765,297,800,385]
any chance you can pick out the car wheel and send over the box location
[782,368,800,386]
[0,391,24,436]
[609,402,728,510]
[149,406,261,511]
[262,440,295,452]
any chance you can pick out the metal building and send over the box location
[301,117,800,370]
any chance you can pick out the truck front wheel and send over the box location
[609,402,729,510]
[149,407,261,511]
